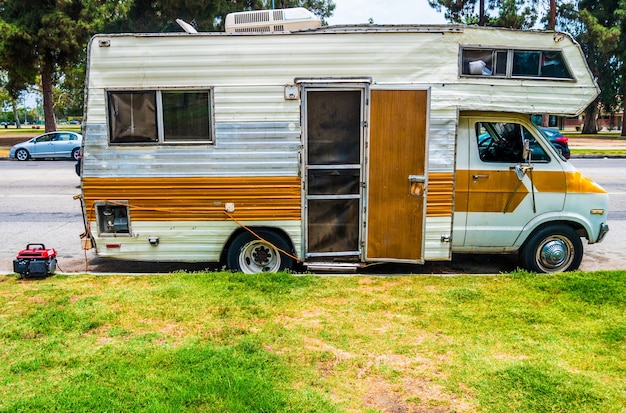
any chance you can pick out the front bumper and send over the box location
[596,223,609,243]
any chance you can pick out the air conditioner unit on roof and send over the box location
[225,7,322,33]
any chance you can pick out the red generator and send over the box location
[13,244,57,278]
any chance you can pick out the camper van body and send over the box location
[80,18,608,273]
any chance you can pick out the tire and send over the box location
[519,225,583,273]
[15,148,29,161]
[226,229,295,274]
[71,148,80,161]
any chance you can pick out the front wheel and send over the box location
[226,229,295,274]
[15,148,29,161]
[519,225,583,273]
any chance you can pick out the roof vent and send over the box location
[225,8,321,33]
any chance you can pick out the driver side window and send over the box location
[476,122,550,163]
[476,122,525,163]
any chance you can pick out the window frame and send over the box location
[460,46,575,81]
[106,87,215,145]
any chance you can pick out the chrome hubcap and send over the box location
[537,236,573,272]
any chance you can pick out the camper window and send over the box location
[108,89,213,144]
[108,91,158,143]
[461,47,573,80]
[162,91,211,142]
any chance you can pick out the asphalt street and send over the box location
[1,158,625,275]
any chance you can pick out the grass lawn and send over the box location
[571,148,626,156]
[1,270,624,412]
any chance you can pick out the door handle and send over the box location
[472,174,490,179]
[408,175,426,183]
[408,175,426,196]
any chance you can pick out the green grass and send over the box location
[571,148,626,156]
[0,125,81,134]
[0,270,625,412]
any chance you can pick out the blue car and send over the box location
[9,131,82,161]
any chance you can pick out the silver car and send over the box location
[9,131,82,161]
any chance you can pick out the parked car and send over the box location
[9,131,82,161]
[538,126,570,159]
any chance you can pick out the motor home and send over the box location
[79,8,609,273]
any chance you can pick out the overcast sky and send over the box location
[327,0,448,25]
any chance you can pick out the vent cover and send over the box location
[225,7,321,33]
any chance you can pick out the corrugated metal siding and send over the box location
[423,216,453,260]
[86,29,597,120]
[82,122,301,178]
[94,220,302,262]
[426,116,457,172]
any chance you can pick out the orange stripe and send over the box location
[426,172,454,217]
[83,176,302,221]
[455,169,527,213]
[565,171,606,194]
[454,169,605,213]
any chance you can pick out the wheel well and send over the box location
[521,220,586,249]
[220,226,296,264]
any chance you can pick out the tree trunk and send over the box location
[41,66,56,133]
[622,77,626,137]
[12,100,21,128]
[479,0,486,25]
[582,99,598,134]
[548,0,556,30]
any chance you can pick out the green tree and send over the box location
[0,0,334,133]
[106,0,335,33]
[428,0,539,28]
[427,0,479,24]
[0,0,126,132]
[579,0,625,136]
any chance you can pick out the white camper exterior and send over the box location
[80,13,608,273]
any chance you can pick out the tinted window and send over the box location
[108,90,213,144]
[162,91,211,142]
[461,47,573,80]
[108,91,158,143]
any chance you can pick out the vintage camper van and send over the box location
[79,8,609,273]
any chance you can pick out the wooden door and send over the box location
[366,89,428,262]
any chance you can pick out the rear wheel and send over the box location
[15,148,29,161]
[71,148,80,161]
[519,225,583,273]
[226,229,295,274]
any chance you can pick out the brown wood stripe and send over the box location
[426,172,454,217]
[83,176,302,221]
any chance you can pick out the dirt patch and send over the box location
[567,135,626,149]
[0,135,38,146]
